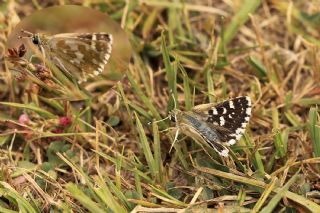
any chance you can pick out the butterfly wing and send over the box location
[46,33,112,83]
[178,111,229,156]
[192,96,252,145]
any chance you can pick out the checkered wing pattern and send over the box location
[47,33,112,83]
[203,96,252,146]
[170,96,252,157]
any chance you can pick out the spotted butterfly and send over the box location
[169,96,252,156]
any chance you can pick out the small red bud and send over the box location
[59,116,71,127]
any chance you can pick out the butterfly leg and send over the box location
[52,56,71,74]
[51,56,80,85]
[169,128,180,153]
[28,54,39,64]
[201,138,229,157]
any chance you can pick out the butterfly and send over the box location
[169,96,252,157]
[19,30,113,83]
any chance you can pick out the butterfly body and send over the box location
[21,30,113,83]
[169,96,252,157]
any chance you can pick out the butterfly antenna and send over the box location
[18,29,34,39]
[169,89,177,110]
[148,116,170,125]
[149,90,177,125]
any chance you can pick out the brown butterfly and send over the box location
[20,30,113,83]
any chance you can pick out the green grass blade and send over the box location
[150,185,187,207]
[0,206,18,213]
[260,173,300,213]
[0,102,56,119]
[134,168,143,199]
[103,175,132,210]
[273,129,286,158]
[0,181,40,213]
[93,176,127,213]
[142,8,161,39]
[221,0,261,47]
[127,72,164,128]
[246,56,267,79]
[272,107,286,158]
[206,70,215,103]
[178,63,192,110]
[161,30,178,111]
[66,183,106,213]
[134,112,157,177]
[152,120,163,184]
[251,177,277,212]
[308,107,320,157]
[253,149,265,174]
[285,110,301,127]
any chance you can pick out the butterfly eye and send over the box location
[32,36,40,45]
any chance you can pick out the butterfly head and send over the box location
[31,34,41,45]
[168,109,182,123]
[19,30,46,46]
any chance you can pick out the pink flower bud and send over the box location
[19,114,30,125]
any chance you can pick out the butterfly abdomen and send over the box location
[178,113,229,155]
[183,114,220,142]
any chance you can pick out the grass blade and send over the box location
[178,62,192,110]
[161,30,178,111]
[0,182,40,213]
[0,102,56,118]
[308,107,320,157]
[66,183,106,213]
[221,0,261,47]
[134,112,157,178]
[260,173,300,213]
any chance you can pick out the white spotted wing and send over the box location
[192,96,252,146]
